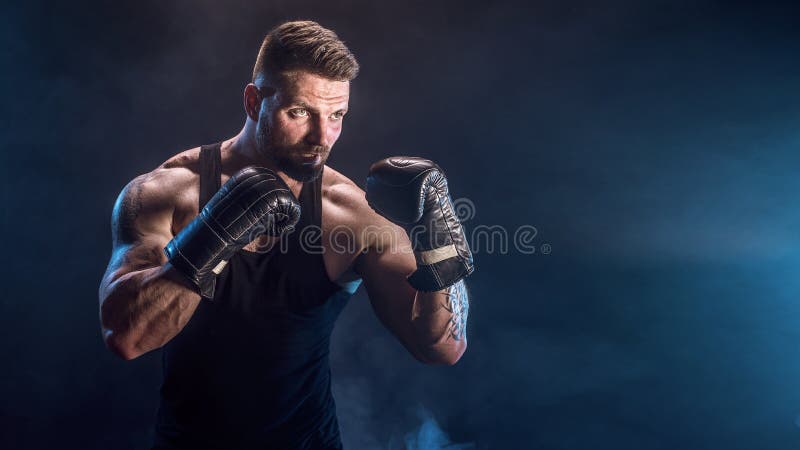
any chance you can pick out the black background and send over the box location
[3,1,800,449]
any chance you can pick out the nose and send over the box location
[305,116,335,148]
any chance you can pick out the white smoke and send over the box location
[399,406,475,450]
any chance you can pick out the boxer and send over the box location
[98,20,474,450]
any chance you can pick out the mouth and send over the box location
[299,153,322,165]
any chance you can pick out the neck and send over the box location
[224,119,305,196]
[227,119,265,166]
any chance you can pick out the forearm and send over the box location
[100,263,201,359]
[409,280,469,365]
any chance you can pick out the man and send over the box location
[98,20,474,450]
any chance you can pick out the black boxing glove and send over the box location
[366,156,474,292]
[165,166,301,299]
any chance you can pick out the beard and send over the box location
[255,116,329,182]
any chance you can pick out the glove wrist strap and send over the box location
[413,244,459,266]
[407,255,474,292]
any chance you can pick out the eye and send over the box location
[288,108,308,118]
[331,111,346,121]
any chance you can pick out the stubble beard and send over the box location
[255,116,329,183]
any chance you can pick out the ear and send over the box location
[243,84,276,121]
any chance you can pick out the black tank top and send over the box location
[153,143,355,450]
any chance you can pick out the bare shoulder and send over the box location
[321,165,375,223]
[124,147,201,208]
[321,165,406,251]
[111,147,202,244]
[161,146,201,172]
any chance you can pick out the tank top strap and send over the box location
[198,142,222,210]
[285,168,329,275]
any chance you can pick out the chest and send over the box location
[171,195,362,285]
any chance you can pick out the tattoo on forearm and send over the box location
[443,280,469,341]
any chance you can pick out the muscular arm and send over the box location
[354,222,469,365]
[98,172,201,360]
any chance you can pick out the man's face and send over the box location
[256,71,350,182]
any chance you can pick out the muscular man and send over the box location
[98,21,474,450]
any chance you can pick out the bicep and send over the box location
[355,226,419,343]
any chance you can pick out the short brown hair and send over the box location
[252,20,359,85]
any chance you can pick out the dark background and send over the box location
[3,0,800,449]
